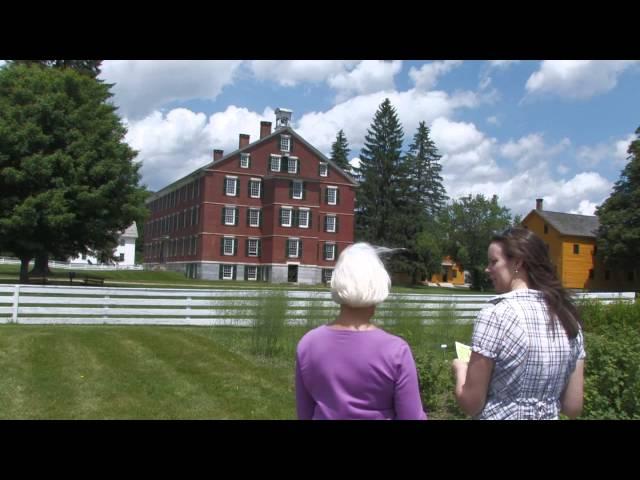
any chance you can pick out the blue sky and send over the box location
[4,60,638,217]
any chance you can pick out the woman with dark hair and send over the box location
[451,227,586,419]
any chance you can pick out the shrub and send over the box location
[578,300,640,419]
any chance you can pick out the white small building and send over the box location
[70,222,138,266]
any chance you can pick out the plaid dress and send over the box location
[471,289,586,420]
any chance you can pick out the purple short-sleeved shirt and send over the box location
[295,325,427,420]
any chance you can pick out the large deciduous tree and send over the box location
[596,126,640,275]
[0,63,147,282]
[440,194,513,290]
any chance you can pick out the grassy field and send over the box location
[0,320,471,419]
[0,324,297,419]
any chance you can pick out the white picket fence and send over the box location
[0,285,635,327]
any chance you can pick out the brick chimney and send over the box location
[239,134,250,149]
[213,149,224,161]
[260,121,272,139]
[536,198,543,211]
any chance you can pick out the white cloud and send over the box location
[487,115,499,125]
[295,88,479,156]
[576,133,637,168]
[500,134,570,169]
[409,61,463,91]
[431,125,611,217]
[328,61,402,102]
[615,133,636,165]
[100,60,243,120]
[570,199,600,216]
[525,60,639,99]
[557,164,569,175]
[248,60,358,87]
[126,105,273,191]
[430,118,484,154]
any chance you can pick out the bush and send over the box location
[578,300,640,419]
[413,349,466,419]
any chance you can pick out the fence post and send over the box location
[12,284,20,323]
[103,294,109,322]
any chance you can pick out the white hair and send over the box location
[330,242,391,307]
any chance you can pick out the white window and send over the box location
[223,237,235,256]
[246,266,257,281]
[280,135,291,153]
[249,179,261,198]
[298,208,309,228]
[240,153,250,168]
[324,243,336,261]
[248,238,260,257]
[292,180,303,200]
[319,162,328,177]
[249,208,261,227]
[224,207,236,226]
[270,155,281,172]
[327,186,338,205]
[222,264,234,280]
[281,207,293,227]
[287,157,298,174]
[288,239,300,258]
[225,176,238,196]
[326,215,336,233]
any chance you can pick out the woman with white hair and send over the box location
[295,242,427,420]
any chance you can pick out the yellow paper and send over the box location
[455,342,471,362]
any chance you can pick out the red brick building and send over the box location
[143,109,357,284]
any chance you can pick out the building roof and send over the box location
[147,124,358,202]
[121,221,138,239]
[529,210,599,238]
[205,125,358,185]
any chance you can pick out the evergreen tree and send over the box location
[355,98,407,247]
[0,63,147,282]
[329,129,352,175]
[596,126,640,274]
[405,121,448,218]
[356,98,431,280]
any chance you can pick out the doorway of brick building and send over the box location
[288,265,298,283]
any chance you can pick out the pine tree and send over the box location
[596,126,640,273]
[355,98,407,247]
[329,129,352,175]
[405,121,448,218]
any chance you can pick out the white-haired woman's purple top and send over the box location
[295,325,427,420]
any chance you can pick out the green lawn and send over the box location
[0,324,295,419]
[0,320,472,419]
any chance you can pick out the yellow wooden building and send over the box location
[521,199,638,291]
[430,256,466,286]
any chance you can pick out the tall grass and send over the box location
[381,298,427,350]
[251,290,289,357]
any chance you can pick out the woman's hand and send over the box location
[451,358,468,380]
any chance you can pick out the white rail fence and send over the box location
[0,285,635,327]
[0,256,142,271]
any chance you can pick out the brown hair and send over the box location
[491,227,582,338]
